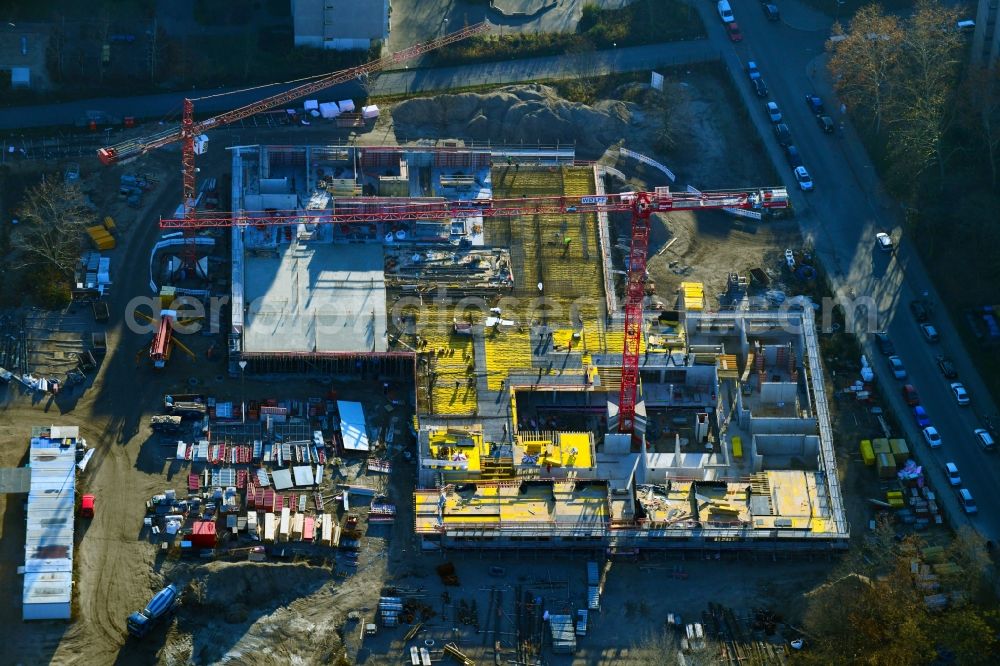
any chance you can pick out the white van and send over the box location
[718,0,735,23]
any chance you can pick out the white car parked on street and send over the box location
[793,166,814,191]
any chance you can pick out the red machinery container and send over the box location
[81,494,95,518]
[191,520,217,548]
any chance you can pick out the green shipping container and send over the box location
[889,438,909,465]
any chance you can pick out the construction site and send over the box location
[204,141,847,553]
[0,21,859,666]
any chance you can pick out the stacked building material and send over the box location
[549,614,577,653]
[263,512,276,542]
[278,507,291,542]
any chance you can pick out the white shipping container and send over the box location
[319,102,341,119]
[361,105,380,119]
[337,99,355,113]
[292,513,304,540]
[304,99,319,111]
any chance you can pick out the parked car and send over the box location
[974,428,995,451]
[784,145,803,168]
[718,0,735,22]
[805,94,824,115]
[937,356,958,379]
[753,77,769,98]
[793,166,814,191]
[922,426,942,448]
[944,462,961,486]
[746,60,761,80]
[762,3,780,20]
[902,384,920,406]
[875,332,894,355]
[727,21,743,41]
[817,115,835,133]
[950,382,970,405]
[914,405,931,428]
[920,323,940,342]
[888,355,906,379]
[910,300,929,322]
[766,101,782,123]
[957,488,977,514]
[774,123,792,146]
[875,232,893,252]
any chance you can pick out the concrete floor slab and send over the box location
[243,243,387,353]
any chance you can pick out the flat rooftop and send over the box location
[243,243,387,354]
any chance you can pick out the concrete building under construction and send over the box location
[226,143,848,552]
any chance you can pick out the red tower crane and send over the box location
[159,186,789,434]
[96,22,490,268]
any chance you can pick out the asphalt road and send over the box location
[0,39,719,131]
[700,0,1000,543]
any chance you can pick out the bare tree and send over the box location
[826,6,903,133]
[958,65,1000,188]
[13,176,94,275]
[890,0,963,181]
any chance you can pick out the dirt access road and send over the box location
[0,144,215,665]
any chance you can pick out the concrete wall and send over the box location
[750,416,816,435]
[752,434,820,471]
[759,382,798,404]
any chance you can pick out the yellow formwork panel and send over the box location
[551,328,576,350]
[681,281,705,311]
[518,432,594,470]
[597,317,648,356]
[428,433,483,472]
[417,308,478,417]
[499,499,551,522]
[488,167,604,306]
[484,328,533,391]
[555,432,593,469]
[444,514,500,524]
[482,165,620,386]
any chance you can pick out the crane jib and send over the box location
[97,22,490,164]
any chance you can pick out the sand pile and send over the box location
[392,84,635,155]
[165,561,345,665]
[186,561,332,611]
